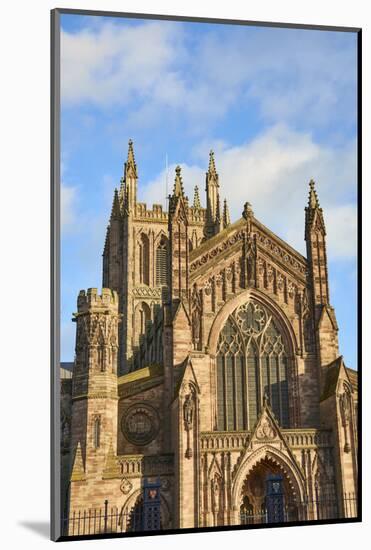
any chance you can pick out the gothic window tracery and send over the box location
[216,299,291,430]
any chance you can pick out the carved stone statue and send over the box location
[184,393,194,429]
[184,392,195,459]
[339,392,351,425]
[192,309,201,349]
[339,391,351,453]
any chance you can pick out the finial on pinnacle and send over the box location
[242,202,254,219]
[127,138,135,159]
[193,185,201,209]
[208,149,217,174]
[110,188,121,220]
[173,165,184,197]
[223,198,231,228]
[308,178,320,209]
[125,138,137,179]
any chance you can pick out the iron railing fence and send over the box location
[61,493,358,536]
[240,493,357,525]
[61,500,144,537]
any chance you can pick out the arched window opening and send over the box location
[156,236,168,287]
[97,343,105,372]
[93,417,101,449]
[216,299,291,431]
[139,233,150,285]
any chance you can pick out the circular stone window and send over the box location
[121,403,159,446]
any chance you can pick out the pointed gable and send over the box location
[232,401,303,485]
[173,355,200,399]
[102,440,121,479]
[172,302,192,365]
[320,356,356,401]
[70,442,86,482]
[250,402,283,445]
[317,304,338,331]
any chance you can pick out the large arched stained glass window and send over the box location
[216,299,291,430]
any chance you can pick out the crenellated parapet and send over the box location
[73,288,120,388]
[76,287,119,313]
[134,202,168,222]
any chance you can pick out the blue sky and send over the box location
[60,14,358,369]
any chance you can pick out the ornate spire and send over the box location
[110,188,121,221]
[205,149,220,238]
[125,138,137,179]
[222,198,231,228]
[122,139,138,211]
[193,185,201,209]
[308,179,320,209]
[215,194,221,223]
[305,179,325,236]
[173,165,185,197]
[119,175,125,204]
[304,178,329,307]
[208,149,217,178]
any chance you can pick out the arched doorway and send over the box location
[120,488,172,533]
[239,456,299,525]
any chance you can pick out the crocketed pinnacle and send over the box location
[125,138,137,179]
[305,178,326,239]
[308,179,320,209]
[223,198,231,228]
[110,188,121,220]
[215,194,221,222]
[193,185,201,209]
[173,165,185,197]
[208,149,218,178]
[127,138,135,164]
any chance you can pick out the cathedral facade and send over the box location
[60,140,358,535]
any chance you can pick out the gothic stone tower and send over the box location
[65,141,358,533]
[68,288,119,513]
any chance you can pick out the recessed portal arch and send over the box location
[232,445,307,524]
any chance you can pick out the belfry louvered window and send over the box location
[139,233,150,285]
[216,299,290,430]
[156,236,168,286]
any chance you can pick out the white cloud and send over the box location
[139,163,204,208]
[140,125,357,260]
[61,21,356,131]
[325,205,357,260]
[61,21,186,106]
[193,28,357,128]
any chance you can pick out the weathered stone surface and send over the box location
[62,146,358,533]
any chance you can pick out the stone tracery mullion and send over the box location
[216,298,292,431]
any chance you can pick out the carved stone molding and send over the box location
[255,230,307,278]
[133,286,162,299]
[120,477,133,495]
